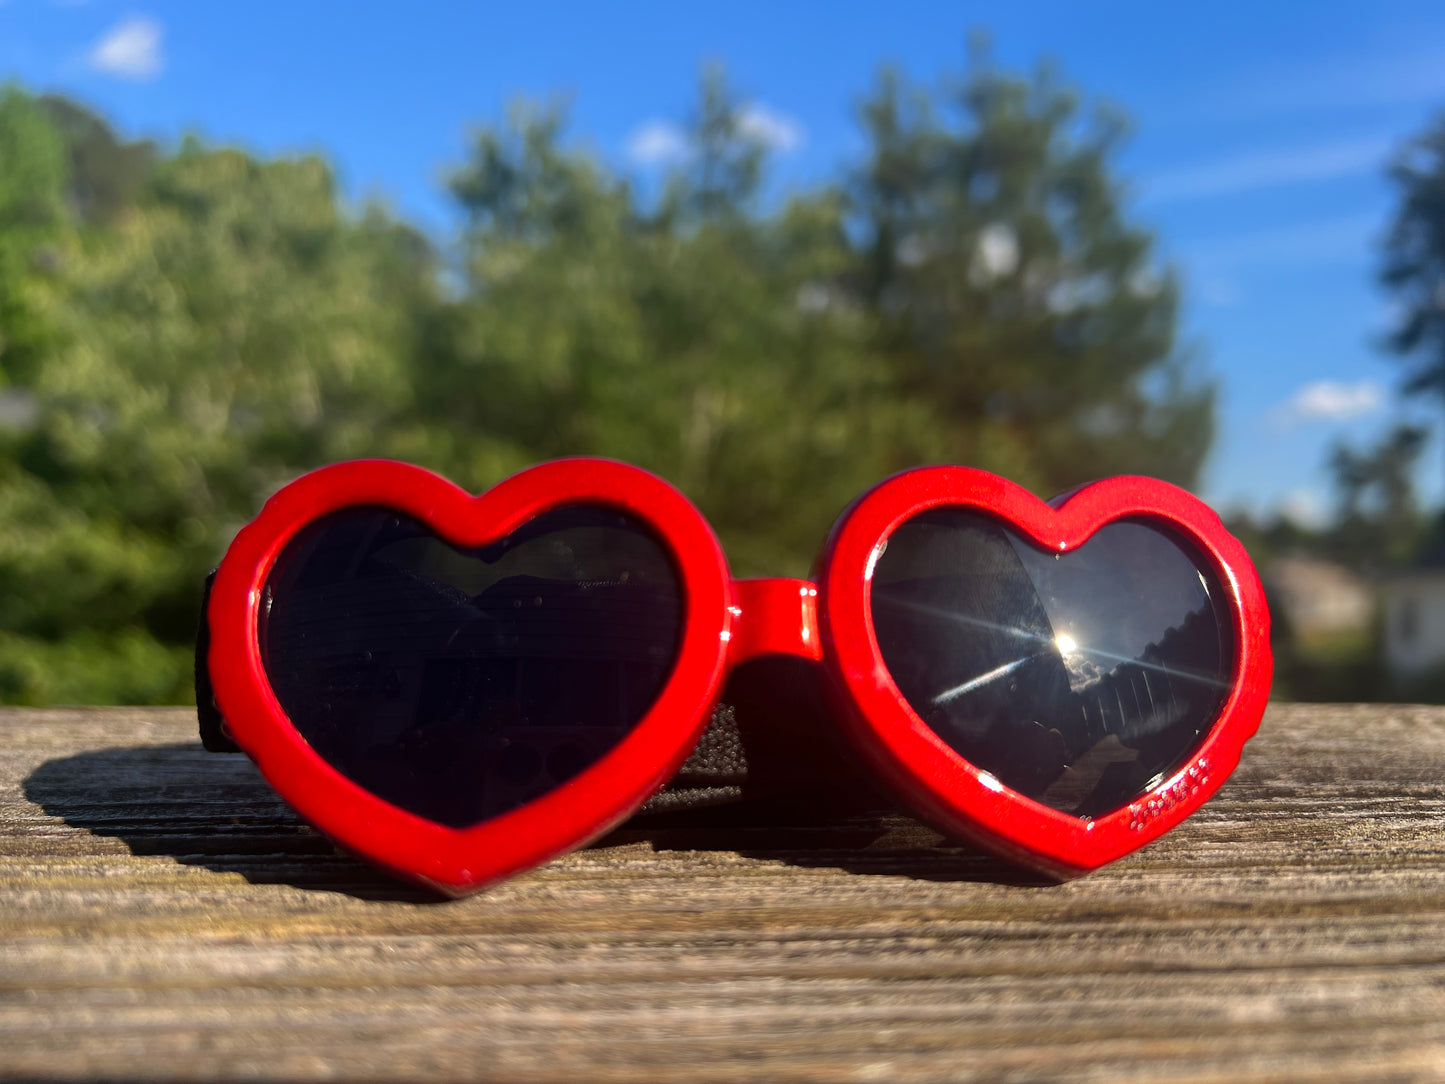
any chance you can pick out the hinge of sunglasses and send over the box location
[726,578,824,666]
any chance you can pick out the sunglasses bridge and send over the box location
[727,578,825,667]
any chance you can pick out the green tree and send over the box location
[0,55,1219,703]
[36,95,156,225]
[439,59,1209,575]
[853,57,1213,493]
[0,130,448,702]
[1325,423,1428,567]
[441,90,919,575]
[1383,116,1445,420]
[0,87,68,390]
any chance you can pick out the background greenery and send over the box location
[11,50,1432,706]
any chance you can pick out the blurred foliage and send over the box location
[1281,111,1445,703]
[1383,115,1445,411]
[0,57,1213,704]
[1228,423,1436,703]
[1326,423,1429,568]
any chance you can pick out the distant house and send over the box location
[1264,557,1374,640]
[1381,567,1445,683]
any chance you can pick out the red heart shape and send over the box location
[208,458,733,896]
[816,467,1271,876]
[212,458,1268,892]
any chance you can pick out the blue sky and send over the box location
[3,0,1445,523]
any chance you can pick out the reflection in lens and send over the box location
[260,506,682,828]
[870,510,1233,818]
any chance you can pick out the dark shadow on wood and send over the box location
[24,737,1056,897]
[604,793,1062,887]
[22,742,446,903]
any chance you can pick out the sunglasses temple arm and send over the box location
[195,569,241,753]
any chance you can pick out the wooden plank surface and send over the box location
[3,703,1445,1081]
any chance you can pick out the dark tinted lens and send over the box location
[260,506,682,828]
[870,509,1233,818]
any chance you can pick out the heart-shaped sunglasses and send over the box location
[198,458,1271,895]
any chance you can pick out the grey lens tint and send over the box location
[870,509,1233,818]
[261,506,682,828]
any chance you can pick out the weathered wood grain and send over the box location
[2,704,1445,1081]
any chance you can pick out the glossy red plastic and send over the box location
[816,468,1271,878]
[208,458,1271,895]
[208,459,733,895]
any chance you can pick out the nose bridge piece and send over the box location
[726,578,823,666]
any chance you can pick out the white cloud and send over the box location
[737,103,802,152]
[88,16,163,81]
[626,101,802,168]
[1274,379,1385,428]
[1144,136,1392,205]
[625,121,688,167]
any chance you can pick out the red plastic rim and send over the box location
[815,467,1272,877]
[209,458,1272,891]
[207,458,733,896]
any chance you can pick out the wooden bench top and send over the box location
[3,703,1444,1081]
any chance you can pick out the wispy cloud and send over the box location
[1273,379,1385,428]
[1181,211,1380,271]
[1144,136,1393,205]
[88,15,163,80]
[737,103,802,152]
[1197,277,1242,308]
[1207,44,1445,120]
[625,121,688,166]
[625,101,803,168]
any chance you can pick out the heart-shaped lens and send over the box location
[260,505,682,828]
[870,509,1233,818]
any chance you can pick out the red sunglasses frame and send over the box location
[207,457,1271,896]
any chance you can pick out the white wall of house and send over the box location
[1266,557,1373,637]
[1382,576,1445,677]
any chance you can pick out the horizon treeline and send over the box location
[0,57,1214,704]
